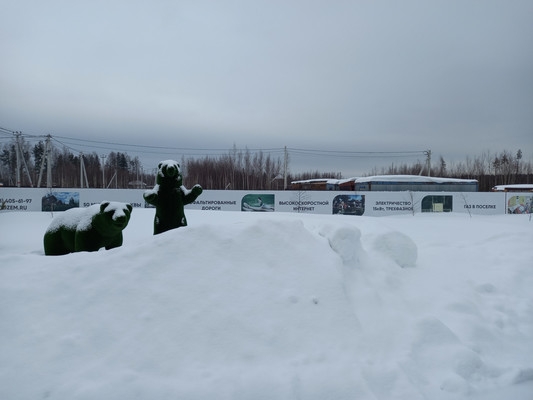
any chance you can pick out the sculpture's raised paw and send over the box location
[191,185,203,196]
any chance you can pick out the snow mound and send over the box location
[372,231,418,268]
[1,210,533,399]
[319,225,363,266]
[1,216,365,399]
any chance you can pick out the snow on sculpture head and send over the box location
[100,201,133,231]
[156,160,182,186]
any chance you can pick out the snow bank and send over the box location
[1,210,532,399]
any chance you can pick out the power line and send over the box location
[54,135,283,153]
[0,126,16,135]
[289,148,425,158]
[0,125,427,162]
[288,147,424,155]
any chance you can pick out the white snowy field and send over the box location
[1,208,532,400]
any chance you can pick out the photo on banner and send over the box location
[332,195,365,216]
[241,194,275,212]
[507,195,532,214]
[42,191,80,212]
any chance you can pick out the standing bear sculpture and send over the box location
[44,201,133,255]
[143,160,203,235]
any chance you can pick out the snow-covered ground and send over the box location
[1,208,532,400]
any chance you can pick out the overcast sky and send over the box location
[1,0,532,177]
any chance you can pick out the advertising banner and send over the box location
[0,188,145,212]
[0,187,517,217]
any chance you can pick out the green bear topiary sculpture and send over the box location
[143,160,203,235]
[43,201,133,255]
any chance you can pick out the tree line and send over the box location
[0,136,148,189]
[0,137,339,190]
[182,146,342,190]
[370,149,532,191]
[0,136,531,191]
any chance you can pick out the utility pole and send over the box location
[14,132,33,187]
[425,150,432,177]
[283,146,288,190]
[101,154,107,188]
[80,153,84,188]
[80,153,89,188]
[37,134,52,188]
[15,132,21,187]
[46,135,52,188]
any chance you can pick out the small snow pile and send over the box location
[405,317,494,395]
[373,231,418,268]
[319,224,364,266]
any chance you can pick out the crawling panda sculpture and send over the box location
[43,201,132,255]
[143,160,203,235]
